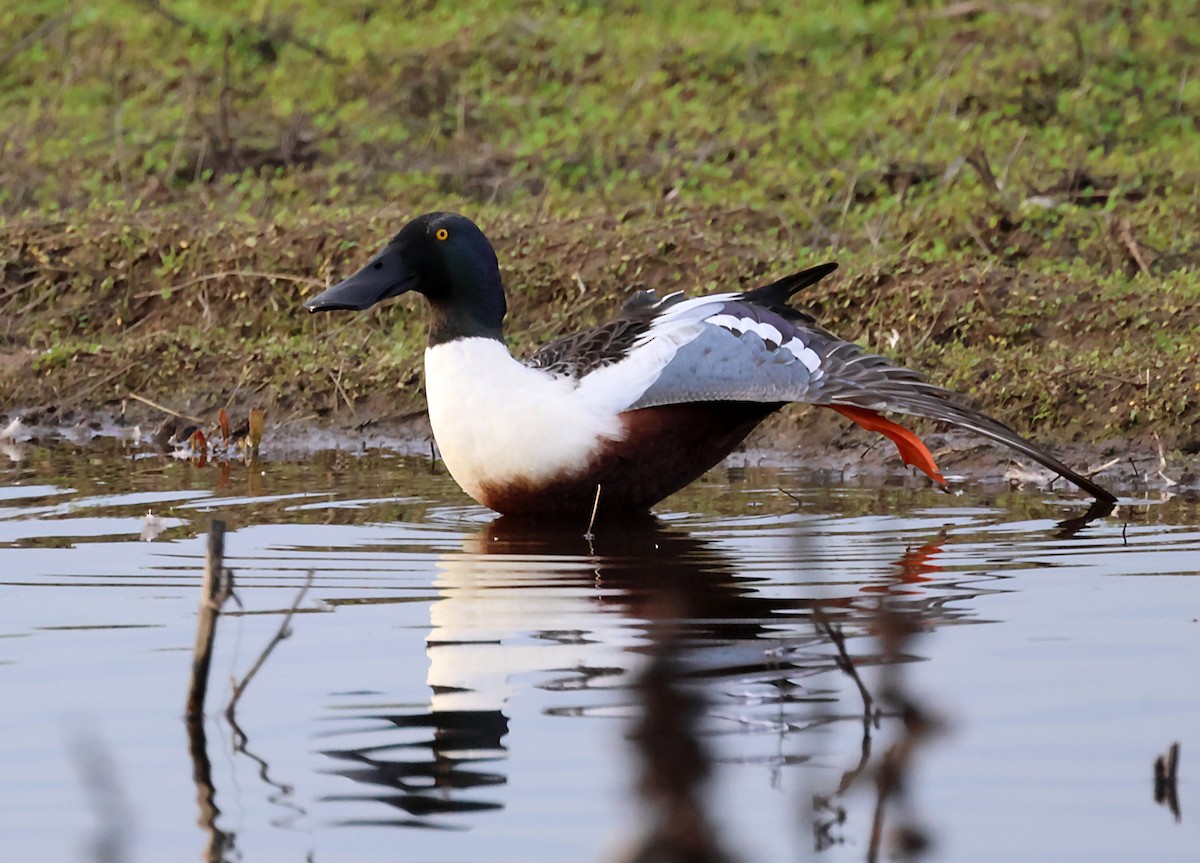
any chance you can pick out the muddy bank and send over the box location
[4,207,1200,462]
[3,402,1194,501]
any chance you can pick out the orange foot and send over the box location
[828,405,947,486]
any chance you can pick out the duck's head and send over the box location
[304,212,506,343]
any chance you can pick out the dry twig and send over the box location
[1154,742,1181,821]
[585,484,603,540]
[127,392,206,425]
[186,520,232,721]
[227,570,315,713]
[1115,218,1152,277]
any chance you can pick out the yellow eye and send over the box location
[435,228,449,241]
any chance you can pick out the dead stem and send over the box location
[584,484,602,540]
[63,361,138,406]
[777,486,804,506]
[814,612,875,720]
[186,519,232,721]
[1115,217,1153,277]
[928,1,1054,21]
[227,570,315,714]
[1153,742,1181,822]
[327,365,356,417]
[127,392,206,425]
[131,270,324,300]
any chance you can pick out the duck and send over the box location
[304,212,1115,516]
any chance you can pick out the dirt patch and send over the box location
[5,395,1193,506]
[4,206,1196,458]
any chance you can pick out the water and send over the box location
[1,436,1197,862]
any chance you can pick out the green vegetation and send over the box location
[2,0,1198,450]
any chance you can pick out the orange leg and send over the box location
[828,405,947,486]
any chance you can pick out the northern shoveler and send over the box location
[304,212,1115,516]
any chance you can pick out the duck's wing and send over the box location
[597,272,1113,502]
[524,288,686,379]
[526,264,838,379]
[738,262,837,312]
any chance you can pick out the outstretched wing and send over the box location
[533,264,1111,502]
[623,286,1113,503]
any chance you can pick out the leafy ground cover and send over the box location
[2,0,1198,456]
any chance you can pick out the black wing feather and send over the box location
[525,289,685,379]
[810,342,1115,502]
[740,268,1114,502]
[740,262,838,307]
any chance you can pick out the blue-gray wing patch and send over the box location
[628,302,831,408]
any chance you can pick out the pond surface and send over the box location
[1,435,1197,862]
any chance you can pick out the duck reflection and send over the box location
[320,705,508,826]
[318,512,975,841]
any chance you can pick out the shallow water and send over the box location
[1,436,1197,862]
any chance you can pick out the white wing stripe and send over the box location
[706,310,823,374]
[704,313,785,346]
[782,338,822,372]
[704,313,743,331]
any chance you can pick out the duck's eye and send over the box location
[435,228,449,241]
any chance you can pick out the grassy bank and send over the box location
[2,1,1198,451]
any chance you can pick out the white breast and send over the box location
[423,339,625,502]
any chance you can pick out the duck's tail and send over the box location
[827,395,1114,503]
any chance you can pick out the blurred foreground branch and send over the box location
[187,520,232,720]
[185,519,236,862]
[1154,742,1181,822]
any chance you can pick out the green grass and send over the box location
[1,0,1198,449]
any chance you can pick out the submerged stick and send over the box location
[815,612,875,720]
[227,570,314,714]
[186,519,230,721]
[584,484,602,540]
[185,520,235,860]
[1154,742,1181,821]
